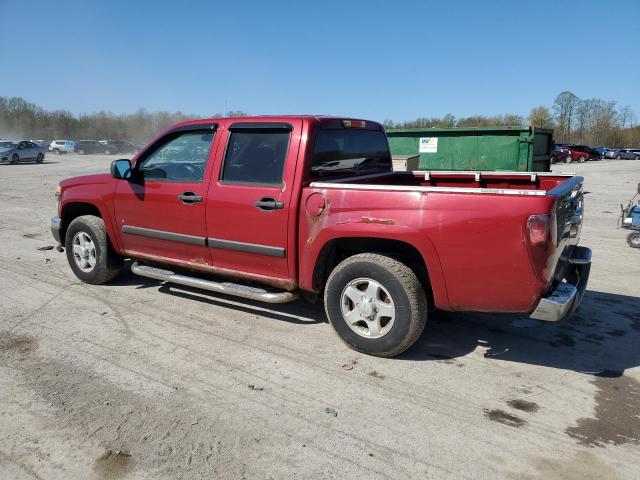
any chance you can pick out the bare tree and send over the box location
[528,106,554,128]
[553,91,579,142]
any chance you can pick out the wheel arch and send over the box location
[60,202,120,250]
[311,237,441,308]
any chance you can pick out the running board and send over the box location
[130,262,298,304]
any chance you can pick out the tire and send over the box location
[53,148,60,155]
[616,155,622,160]
[10,154,19,164]
[578,155,586,163]
[628,232,640,248]
[36,153,43,164]
[564,156,572,163]
[550,156,557,164]
[634,155,639,160]
[78,149,85,155]
[324,253,427,357]
[64,215,123,284]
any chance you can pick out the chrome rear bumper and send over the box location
[530,246,592,321]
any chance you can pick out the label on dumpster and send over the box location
[419,137,438,153]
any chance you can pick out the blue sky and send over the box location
[2,0,639,122]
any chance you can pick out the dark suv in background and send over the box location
[75,140,116,155]
[99,140,141,154]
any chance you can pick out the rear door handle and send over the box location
[254,197,284,211]
[178,191,203,204]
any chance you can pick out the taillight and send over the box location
[526,213,557,282]
[342,120,366,128]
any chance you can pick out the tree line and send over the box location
[0,96,246,144]
[1,92,638,148]
[384,91,638,148]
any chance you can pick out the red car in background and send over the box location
[551,145,590,163]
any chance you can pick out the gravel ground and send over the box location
[0,154,639,479]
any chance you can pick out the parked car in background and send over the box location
[0,140,45,164]
[75,140,116,155]
[556,147,589,163]
[594,147,609,159]
[49,140,76,154]
[550,145,571,163]
[31,139,51,150]
[99,140,141,154]
[617,149,640,160]
[602,148,620,159]
[558,144,598,161]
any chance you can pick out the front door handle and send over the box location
[254,197,284,211]
[178,191,203,204]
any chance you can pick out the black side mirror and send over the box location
[111,159,132,179]
[637,182,640,195]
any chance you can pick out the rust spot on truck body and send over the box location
[361,216,395,225]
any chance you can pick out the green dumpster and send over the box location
[386,126,553,172]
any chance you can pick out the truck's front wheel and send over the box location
[324,253,427,357]
[65,215,123,284]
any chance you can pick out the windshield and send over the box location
[0,141,17,149]
[311,129,391,179]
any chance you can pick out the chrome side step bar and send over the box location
[130,262,298,304]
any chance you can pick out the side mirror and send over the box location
[638,182,640,195]
[110,159,132,179]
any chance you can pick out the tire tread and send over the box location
[324,253,427,357]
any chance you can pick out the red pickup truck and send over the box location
[51,116,591,357]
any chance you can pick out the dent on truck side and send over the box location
[59,174,121,250]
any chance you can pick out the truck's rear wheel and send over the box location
[324,253,427,357]
[65,215,123,284]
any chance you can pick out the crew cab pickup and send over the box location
[51,116,592,357]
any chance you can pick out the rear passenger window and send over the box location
[138,131,214,182]
[220,130,290,185]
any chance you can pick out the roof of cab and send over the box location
[168,115,383,132]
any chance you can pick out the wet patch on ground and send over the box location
[507,399,539,413]
[565,372,640,447]
[0,331,37,357]
[94,449,134,480]
[483,409,526,428]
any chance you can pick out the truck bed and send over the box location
[301,170,584,315]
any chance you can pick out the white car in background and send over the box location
[49,140,75,154]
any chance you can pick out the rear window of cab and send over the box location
[311,129,391,179]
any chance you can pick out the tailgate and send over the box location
[548,176,585,287]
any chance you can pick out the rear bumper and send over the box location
[530,246,592,321]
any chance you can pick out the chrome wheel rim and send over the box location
[72,231,97,272]
[340,277,395,339]
[632,235,640,246]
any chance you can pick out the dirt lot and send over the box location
[0,154,639,479]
